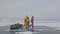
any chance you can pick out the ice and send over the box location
[0,21,60,34]
[0,21,60,30]
[15,32,37,34]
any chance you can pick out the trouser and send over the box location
[24,22,28,29]
[31,22,34,28]
[28,21,30,27]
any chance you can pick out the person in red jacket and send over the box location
[31,16,34,28]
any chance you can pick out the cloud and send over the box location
[0,0,60,19]
[47,0,60,18]
[0,0,16,17]
[0,3,15,10]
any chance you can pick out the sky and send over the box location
[0,0,60,20]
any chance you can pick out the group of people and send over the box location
[23,15,34,29]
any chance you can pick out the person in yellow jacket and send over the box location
[24,15,29,29]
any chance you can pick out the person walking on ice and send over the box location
[31,16,34,28]
[24,15,29,30]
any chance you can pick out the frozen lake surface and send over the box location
[0,21,60,34]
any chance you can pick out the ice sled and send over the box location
[10,23,23,29]
[10,23,33,30]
